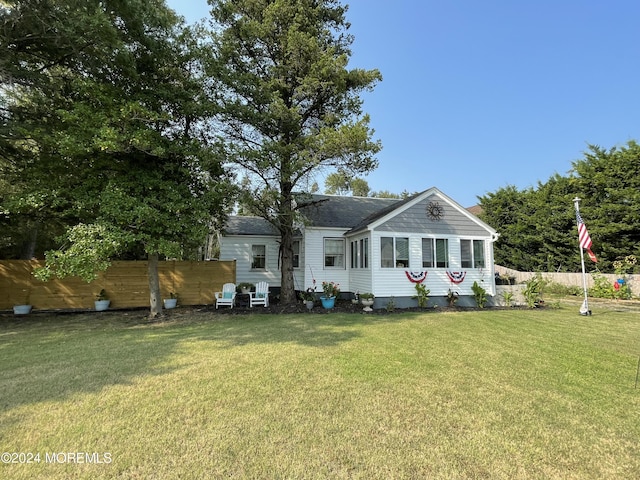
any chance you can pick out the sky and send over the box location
[166,0,640,207]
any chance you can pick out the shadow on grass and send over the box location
[0,308,410,412]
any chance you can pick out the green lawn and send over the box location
[1,304,639,479]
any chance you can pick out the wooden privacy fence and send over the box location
[0,260,236,311]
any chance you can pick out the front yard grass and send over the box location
[1,304,639,479]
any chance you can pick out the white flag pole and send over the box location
[573,197,591,316]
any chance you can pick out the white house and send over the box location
[219,187,500,308]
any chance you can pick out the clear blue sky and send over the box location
[166,0,639,207]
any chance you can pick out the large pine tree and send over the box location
[208,0,382,304]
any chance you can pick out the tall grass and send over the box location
[1,305,639,479]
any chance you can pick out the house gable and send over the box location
[358,188,497,238]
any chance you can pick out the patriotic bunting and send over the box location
[446,271,466,284]
[405,271,428,283]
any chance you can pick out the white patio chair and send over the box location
[249,281,269,308]
[215,283,237,309]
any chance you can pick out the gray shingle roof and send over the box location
[297,194,401,228]
[221,190,487,236]
[223,216,279,236]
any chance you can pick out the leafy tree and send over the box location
[570,142,640,271]
[370,189,415,199]
[1,1,233,316]
[478,185,538,271]
[480,141,640,273]
[324,171,370,196]
[209,0,381,304]
[370,190,401,199]
[350,178,370,197]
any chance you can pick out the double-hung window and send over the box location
[435,238,449,268]
[292,240,300,268]
[361,238,369,268]
[350,241,357,268]
[422,238,434,268]
[324,238,345,268]
[380,237,409,268]
[460,239,486,268]
[423,238,449,268]
[251,245,266,270]
[350,238,370,269]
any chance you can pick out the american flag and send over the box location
[576,210,597,262]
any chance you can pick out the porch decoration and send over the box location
[359,293,374,312]
[300,287,316,310]
[163,292,178,309]
[13,304,32,315]
[238,282,254,294]
[320,281,340,309]
[446,271,466,284]
[13,287,32,315]
[405,271,427,283]
[94,289,111,311]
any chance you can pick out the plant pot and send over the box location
[305,300,314,310]
[320,296,335,309]
[164,298,178,309]
[94,300,110,311]
[361,299,374,312]
[13,304,32,315]
[241,288,251,294]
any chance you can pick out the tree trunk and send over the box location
[278,184,298,305]
[280,226,296,305]
[148,252,162,318]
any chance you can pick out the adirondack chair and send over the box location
[215,283,237,309]
[249,281,269,308]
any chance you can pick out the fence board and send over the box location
[0,260,236,311]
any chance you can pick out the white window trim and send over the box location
[381,236,410,269]
[324,238,345,269]
[251,244,266,270]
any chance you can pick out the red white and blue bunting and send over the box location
[446,271,467,284]
[405,271,428,283]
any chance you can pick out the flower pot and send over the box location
[361,299,374,312]
[164,298,178,309]
[305,300,314,310]
[320,296,335,309]
[94,300,110,311]
[241,288,251,294]
[13,304,32,315]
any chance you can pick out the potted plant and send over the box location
[360,292,374,312]
[300,288,316,310]
[320,281,340,309]
[13,287,32,315]
[163,292,178,309]
[238,282,254,294]
[94,289,110,311]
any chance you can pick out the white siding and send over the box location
[346,233,373,294]
[304,227,351,293]
[219,235,304,288]
[371,232,496,297]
